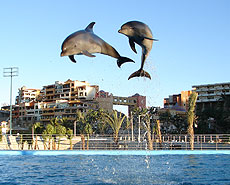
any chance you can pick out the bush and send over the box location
[0,126,2,142]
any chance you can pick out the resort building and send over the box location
[163,90,193,111]
[192,82,230,111]
[96,90,113,113]
[15,86,41,104]
[113,93,146,115]
[10,79,146,129]
[43,80,99,102]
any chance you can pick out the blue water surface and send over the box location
[0,153,229,185]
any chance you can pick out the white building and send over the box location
[16,86,41,104]
[192,82,230,110]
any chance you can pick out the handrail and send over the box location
[0,134,229,150]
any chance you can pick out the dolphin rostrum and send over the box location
[118,21,158,80]
[61,22,134,67]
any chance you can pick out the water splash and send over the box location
[145,156,150,169]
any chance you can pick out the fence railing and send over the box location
[0,134,230,150]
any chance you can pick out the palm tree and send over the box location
[187,92,198,150]
[103,110,127,148]
[84,123,93,150]
[56,124,67,150]
[32,122,43,150]
[94,109,108,135]
[0,126,2,142]
[156,119,162,147]
[42,130,48,150]
[135,107,162,150]
[143,113,154,150]
[75,110,86,150]
[45,123,55,150]
[66,128,73,150]
[47,117,66,150]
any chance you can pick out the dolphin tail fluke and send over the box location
[117,57,135,68]
[128,69,151,80]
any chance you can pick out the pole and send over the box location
[138,115,141,142]
[74,121,76,136]
[131,111,134,141]
[9,74,13,135]
[3,67,19,135]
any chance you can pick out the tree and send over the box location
[42,130,48,150]
[75,110,87,150]
[60,117,72,130]
[45,123,55,150]
[86,108,108,135]
[66,128,74,150]
[140,107,162,150]
[84,123,93,150]
[187,92,198,150]
[43,117,66,150]
[0,126,2,142]
[143,113,154,150]
[56,124,67,150]
[159,110,173,133]
[103,110,127,148]
[32,122,43,150]
[171,114,187,134]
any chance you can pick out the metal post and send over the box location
[131,112,134,141]
[201,135,202,150]
[3,67,19,135]
[9,75,13,135]
[138,115,141,142]
[74,121,76,136]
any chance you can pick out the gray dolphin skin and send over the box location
[118,21,158,80]
[61,22,134,67]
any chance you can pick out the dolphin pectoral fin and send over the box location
[128,69,151,80]
[82,50,96,57]
[69,55,77,63]
[117,57,135,68]
[143,36,159,41]
[129,39,137,54]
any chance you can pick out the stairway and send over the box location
[0,135,9,150]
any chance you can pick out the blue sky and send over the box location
[0,0,229,109]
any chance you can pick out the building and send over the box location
[164,90,192,111]
[14,79,99,126]
[13,79,146,127]
[96,90,113,113]
[192,82,230,111]
[15,86,41,104]
[113,93,146,115]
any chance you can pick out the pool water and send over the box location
[0,153,229,184]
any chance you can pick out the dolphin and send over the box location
[118,21,158,80]
[61,22,134,67]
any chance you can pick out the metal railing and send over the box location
[0,134,230,150]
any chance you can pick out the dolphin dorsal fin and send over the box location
[85,22,95,32]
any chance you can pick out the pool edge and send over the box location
[0,150,230,155]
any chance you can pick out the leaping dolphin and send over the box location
[118,21,158,80]
[61,22,134,67]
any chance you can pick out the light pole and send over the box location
[138,115,141,142]
[3,67,19,135]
